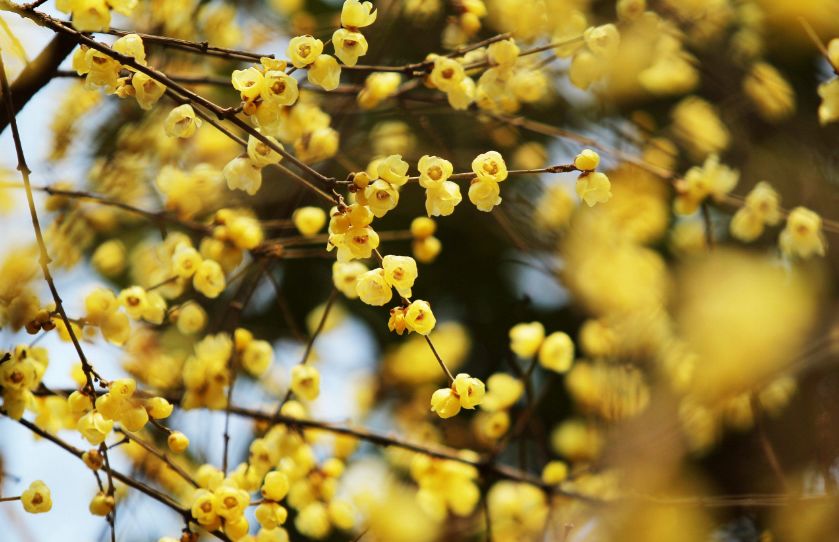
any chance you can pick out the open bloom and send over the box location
[468,178,502,212]
[575,172,612,207]
[472,151,508,182]
[332,28,368,66]
[382,255,418,298]
[405,299,436,335]
[287,35,323,68]
[341,0,377,28]
[779,207,826,259]
[307,54,342,91]
[418,155,453,188]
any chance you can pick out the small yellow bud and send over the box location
[89,492,115,516]
[167,431,190,453]
[262,470,290,501]
[430,387,461,419]
[538,332,574,373]
[193,260,226,298]
[291,365,320,401]
[509,322,545,358]
[573,149,600,171]
[91,240,126,277]
[293,207,327,237]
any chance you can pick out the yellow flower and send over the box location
[356,268,393,306]
[224,156,263,195]
[341,0,377,29]
[382,255,418,298]
[487,38,520,70]
[291,365,320,401]
[262,70,299,106]
[333,225,380,261]
[21,481,52,514]
[262,470,290,501]
[569,49,602,90]
[404,299,436,335]
[112,33,146,65]
[388,306,408,335]
[779,207,826,259]
[293,206,327,236]
[213,484,250,519]
[584,24,620,59]
[131,73,165,110]
[509,322,545,358]
[364,179,400,218]
[172,244,202,279]
[84,287,119,324]
[332,28,369,66]
[575,171,612,207]
[296,502,330,539]
[468,178,501,212]
[358,72,401,109]
[332,261,368,298]
[425,181,462,217]
[411,216,436,238]
[255,501,288,529]
[744,181,782,225]
[231,67,265,101]
[429,56,465,92]
[541,461,569,484]
[818,78,839,125]
[89,492,115,516]
[481,373,524,411]
[377,154,410,186]
[247,134,284,167]
[538,332,574,373]
[573,149,600,171]
[307,54,342,91]
[118,286,148,319]
[418,155,453,188]
[730,207,764,242]
[287,35,324,68]
[228,215,264,250]
[430,388,461,418]
[671,96,730,159]
[193,260,226,298]
[91,240,126,277]
[191,489,219,526]
[167,431,190,453]
[164,104,202,138]
[145,397,173,419]
[77,410,114,445]
[176,302,207,334]
[453,373,485,409]
[242,340,273,376]
[471,150,508,182]
[674,155,737,214]
[413,236,442,263]
[72,0,111,32]
[742,62,795,122]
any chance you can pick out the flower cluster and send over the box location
[430,373,485,419]
[0,346,48,420]
[58,0,137,32]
